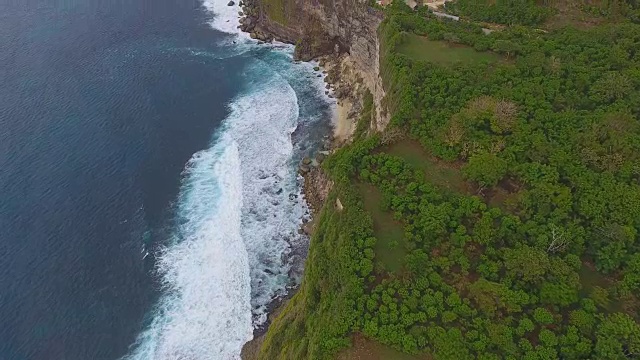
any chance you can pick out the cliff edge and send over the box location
[240,0,389,129]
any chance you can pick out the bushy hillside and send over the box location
[258,1,640,359]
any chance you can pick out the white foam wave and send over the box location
[230,64,308,325]
[124,59,315,360]
[123,2,337,355]
[123,140,253,360]
[202,0,244,37]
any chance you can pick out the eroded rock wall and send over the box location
[249,0,389,129]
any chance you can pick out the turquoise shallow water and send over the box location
[0,0,332,359]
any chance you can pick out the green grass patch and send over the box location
[579,263,626,314]
[382,139,523,213]
[359,183,407,273]
[398,34,500,65]
[383,139,470,195]
[263,0,290,25]
[337,334,428,360]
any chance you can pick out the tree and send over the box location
[539,282,579,307]
[493,40,521,59]
[539,329,558,347]
[590,72,634,103]
[533,308,555,326]
[492,99,518,134]
[463,152,508,187]
[503,245,550,284]
[619,253,640,295]
[516,317,535,336]
[595,313,640,359]
[569,309,596,336]
[547,225,569,253]
[560,326,593,359]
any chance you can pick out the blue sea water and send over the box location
[0,0,333,359]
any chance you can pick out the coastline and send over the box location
[231,1,380,357]
[238,53,371,360]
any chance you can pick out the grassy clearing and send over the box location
[359,183,406,273]
[383,139,524,213]
[578,263,627,314]
[398,34,499,65]
[383,140,470,194]
[337,334,429,360]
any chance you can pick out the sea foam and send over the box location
[122,1,334,358]
[123,137,252,360]
[123,58,310,360]
[202,0,245,38]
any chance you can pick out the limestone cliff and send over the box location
[241,0,390,129]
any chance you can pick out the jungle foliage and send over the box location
[443,0,640,26]
[444,0,554,26]
[259,2,640,359]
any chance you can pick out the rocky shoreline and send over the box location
[236,0,276,43]
[231,3,377,357]
[235,0,345,60]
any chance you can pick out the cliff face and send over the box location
[246,0,390,129]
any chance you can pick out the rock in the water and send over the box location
[313,66,320,71]
[316,74,322,77]
[227,0,235,5]
[238,11,244,16]
[325,84,330,89]
[302,157,312,165]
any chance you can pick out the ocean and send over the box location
[0,0,333,359]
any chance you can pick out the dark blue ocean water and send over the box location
[0,0,250,359]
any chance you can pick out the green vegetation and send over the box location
[384,140,469,195]
[263,0,294,25]
[353,90,375,140]
[398,34,500,65]
[444,0,554,26]
[443,0,640,27]
[259,1,640,359]
[445,0,640,28]
[337,334,427,360]
[359,183,407,273]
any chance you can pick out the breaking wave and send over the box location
[122,0,334,358]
